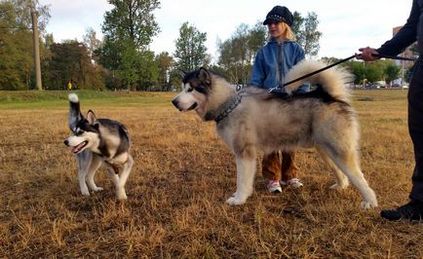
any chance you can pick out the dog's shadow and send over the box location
[253,178,367,220]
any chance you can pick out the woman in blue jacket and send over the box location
[250,5,308,193]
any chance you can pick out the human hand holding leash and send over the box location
[357,47,380,61]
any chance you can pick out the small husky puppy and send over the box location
[64,93,133,200]
[172,60,378,209]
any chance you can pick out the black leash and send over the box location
[222,53,416,123]
[375,53,417,61]
[282,53,417,87]
[282,54,357,87]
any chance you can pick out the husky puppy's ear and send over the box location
[178,69,187,78]
[68,93,83,132]
[86,110,97,124]
[198,67,211,86]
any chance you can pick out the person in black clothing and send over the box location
[358,0,423,221]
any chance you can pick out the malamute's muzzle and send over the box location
[172,98,197,111]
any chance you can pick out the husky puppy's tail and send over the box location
[284,60,352,102]
[68,93,82,131]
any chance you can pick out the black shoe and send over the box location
[380,200,423,221]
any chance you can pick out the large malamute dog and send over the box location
[172,61,378,209]
[64,94,133,200]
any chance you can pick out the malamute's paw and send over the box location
[117,194,127,200]
[92,186,104,192]
[81,189,90,196]
[226,196,246,206]
[329,182,349,190]
[360,200,378,209]
[116,189,127,200]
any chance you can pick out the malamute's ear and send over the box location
[86,110,97,124]
[198,67,211,86]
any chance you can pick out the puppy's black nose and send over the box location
[171,99,178,108]
[64,140,69,146]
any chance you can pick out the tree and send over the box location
[18,0,50,90]
[155,51,174,91]
[44,41,105,90]
[247,22,267,60]
[292,12,322,58]
[344,59,402,87]
[217,22,266,84]
[365,62,385,83]
[174,22,208,72]
[0,2,30,89]
[291,11,304,39]
[0,0,49,90]
[348,61,367,85]
[114,40,141,90]
[102,0,160,49]
[12,0,50,33]
[83,27,102,62]
[384,62,401,85]
[136,50,159,90]
[217,38,238,82]
[99,0,160,90]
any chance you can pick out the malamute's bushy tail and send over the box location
[68,93,82,131]
[284,60,353,103]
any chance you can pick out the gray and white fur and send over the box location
[64,93,133,200]
[172,60,378,209]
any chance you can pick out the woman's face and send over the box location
[267,21,285,40]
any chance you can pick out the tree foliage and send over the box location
[83,27,102,62]
[384,62,401,84]
[348,61,367,85]
[102,0,160,49]
[12,0,50,33]
[99,0,160,90]
[134,50,159,90]
[0,1,408,92]
[43,41,105,90]
[155,51,174,91]
[217,22,266,84]
[345,59,402,85]
[174,22,208,72]
[292,11,322,58]
[0,0,49,90]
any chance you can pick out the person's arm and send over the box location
[359,0,419,61]
[249,49,265,87]
[377,0,419,56]
[293,44,305,65]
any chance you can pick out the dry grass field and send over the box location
[0,89,422,258]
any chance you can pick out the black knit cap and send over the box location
[263,6,293,26]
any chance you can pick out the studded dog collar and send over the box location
[214,93,243,124]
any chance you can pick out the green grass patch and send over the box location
[0,89,408,109]
[0,90,175,109]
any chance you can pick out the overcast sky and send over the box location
[38,0,411,61]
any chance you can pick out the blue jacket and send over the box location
[249,39,309,93]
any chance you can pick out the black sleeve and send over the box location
[377,0,419,56]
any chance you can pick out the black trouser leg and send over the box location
[408,59,423,202]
